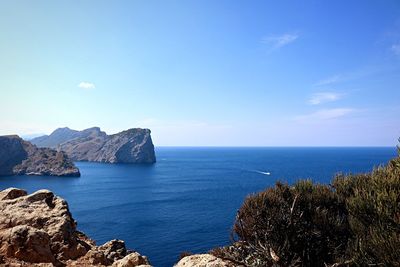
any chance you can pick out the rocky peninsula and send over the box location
[0,135,80,177]
[31,127,156,164]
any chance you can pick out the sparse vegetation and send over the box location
[211,145,400,266]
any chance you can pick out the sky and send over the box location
[1,0,400,146]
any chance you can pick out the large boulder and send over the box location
[175,254,239,267]
[112,252,151,267]
[0,188,152,267]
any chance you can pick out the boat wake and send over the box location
[254,170,271,176]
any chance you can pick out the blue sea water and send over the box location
[0,147,397,266]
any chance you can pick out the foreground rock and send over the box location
[0,188,152,266]
[31,127,156,164]
[0,135,80,177]
[175,254,239,267]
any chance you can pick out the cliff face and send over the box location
[0,188,152,266]
[0,135,80,177]
[31,127,156,164]
[0,135,28,176]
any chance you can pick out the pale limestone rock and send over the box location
[0,188,152,267]
[175,254,238,267]
[0,188,27,200]
[0,225,54,263]
[99,240,128,262]
[112,252,151,267]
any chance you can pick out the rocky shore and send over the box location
[0,188,151,267]
[0,135,80,177]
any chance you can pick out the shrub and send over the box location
[212,149,400,266]
[333,156,400,266]
[213,181,351,266]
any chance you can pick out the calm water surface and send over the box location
[0,147,396,266]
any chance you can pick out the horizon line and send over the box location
[155,145,397,148]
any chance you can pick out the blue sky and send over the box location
[1,0,399,146]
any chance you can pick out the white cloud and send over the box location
[262,33,299,49]
[78,82,95,90]
[314,65,391,88]
[314,75,341,86]
[295,108,354,122]
[391,44,400,56]
[308,92,343,105]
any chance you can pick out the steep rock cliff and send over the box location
[31,127,156,164]
[0,135,80,177]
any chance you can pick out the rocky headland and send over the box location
[0,187,152,267]
[0,135,80,177]
[31,127,156,164]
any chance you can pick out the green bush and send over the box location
[213,181,351,266]
[212,150,400,267]
[333,156,400,266]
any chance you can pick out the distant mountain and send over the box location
[0,135,80,176]
[20,133,47,141]
[30,127,81,148]
[31,127,156,164]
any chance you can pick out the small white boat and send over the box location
[255,170,271,176]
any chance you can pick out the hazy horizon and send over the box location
[1,1,400,146]
[17,127,398,148]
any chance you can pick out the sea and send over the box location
[0,147,397,266]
